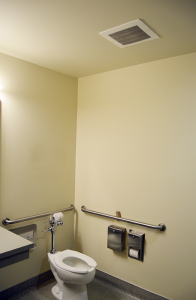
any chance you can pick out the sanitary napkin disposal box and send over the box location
[107,225,126,252]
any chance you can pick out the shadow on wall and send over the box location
[74,209,83,253]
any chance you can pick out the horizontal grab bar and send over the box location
[81,206,166,231]
[2,204,75,226]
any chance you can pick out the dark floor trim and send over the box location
[0,269,169,300]
[95,269,169,300]
[0,270,54,299]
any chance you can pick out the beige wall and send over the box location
[0,52,78,291]
[1,51,196,299]
[75,52,196,300]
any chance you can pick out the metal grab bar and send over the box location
[81,206,166,231]
[2,204,75,226]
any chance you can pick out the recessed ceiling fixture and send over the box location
[99,19,159,48]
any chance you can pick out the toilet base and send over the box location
[51,282,88,300]
[52,284,63,300]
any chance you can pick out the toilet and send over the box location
[48,249,97,300]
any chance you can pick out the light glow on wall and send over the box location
[0,83,3,102]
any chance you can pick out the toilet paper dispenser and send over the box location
[127,229,145,262]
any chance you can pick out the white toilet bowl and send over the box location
[48,249,97,300]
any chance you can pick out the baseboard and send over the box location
[0,270,54,299]
[95,269,170,300]
[0,269,169,300]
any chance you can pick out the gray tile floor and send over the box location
[0,275,139,300]
[88,278,139,300]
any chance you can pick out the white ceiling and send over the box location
[0,0,196,78]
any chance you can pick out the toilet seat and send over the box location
[54,250,97,274]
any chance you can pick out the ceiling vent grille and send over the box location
[99,19,159,48]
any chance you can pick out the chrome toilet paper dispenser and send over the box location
[107,225,126,252]
[127,229,145,261]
